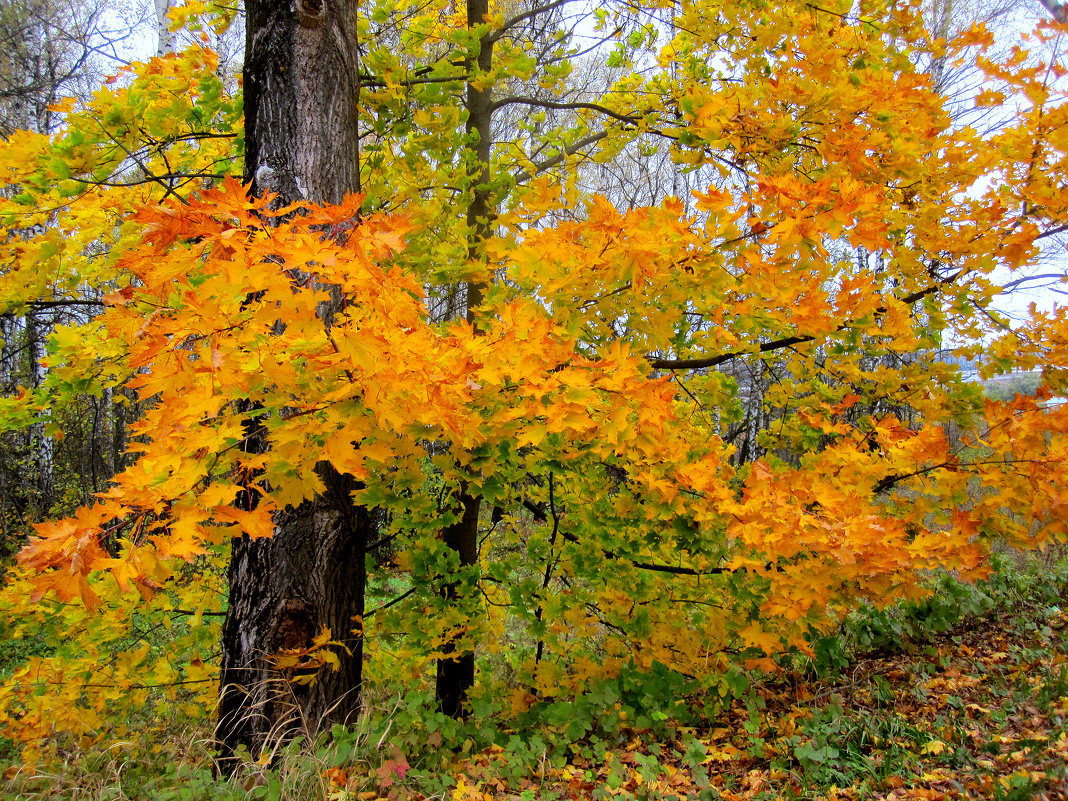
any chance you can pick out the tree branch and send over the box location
[488,0,581,42]
[521,495,740,576]
[628,559,734,575]
[512,130,608,184]
[649,279,953,371]
[364,586,418,618]
[999,272,1067,293]
[490,96,639,126]
[1037,0,1068,23]
[1,299,107,319]
[1035,223,1068,241]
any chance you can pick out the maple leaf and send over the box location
[2,0,1067,765]
[375,747,411,788]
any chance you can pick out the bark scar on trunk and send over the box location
[274,598,319,690]
[275,598,316,650]
[296,0,326,27]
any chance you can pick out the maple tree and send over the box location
[0,0,1066,770]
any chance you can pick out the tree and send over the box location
[213,0,374,765]
[2,0,1068,769]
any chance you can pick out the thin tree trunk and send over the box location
[154,0,176,57]
[26,312,53,516]
[435,488,481,717]
[434,0,493,718]
[462,0,493,322]
[216,0,368,770]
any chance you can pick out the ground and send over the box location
[439,588,1068,801]
[4,556,1068,801]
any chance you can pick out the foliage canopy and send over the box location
[0,0,1066,761]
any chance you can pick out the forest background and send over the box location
[0,0,1068,798]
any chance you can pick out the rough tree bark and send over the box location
[215,0,370,769]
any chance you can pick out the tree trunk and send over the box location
[215,0,367,769]
[217,473,371,763]
[154,0,176,57]
[433,0,493,718]
[461,0,493,322]
[435,488,481,717]
[242,0,362,207]
[26,311,54,516]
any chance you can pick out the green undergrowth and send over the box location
[2,549,1067,800]
[807,550,1068,676]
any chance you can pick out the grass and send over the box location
[1,550,1067,800]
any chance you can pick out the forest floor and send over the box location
[3,558,1068,801]
[455,598,1068,801]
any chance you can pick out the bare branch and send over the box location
[649,279,954,371]
[999,272,1067,293]
[488,0,581,42]
[1,299,106,319]
[512,130,608,184]
[490,96,639,126]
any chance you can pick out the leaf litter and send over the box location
[425,602,1068,800]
